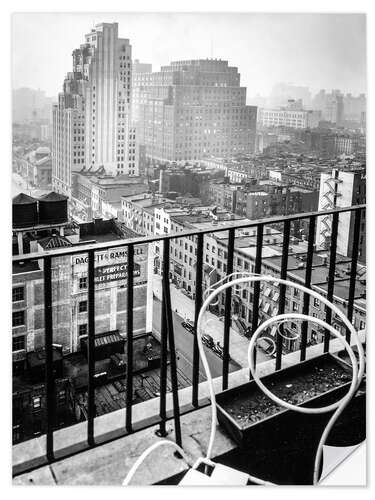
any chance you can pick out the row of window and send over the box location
[12,299,88,328]
[12,323,89,354]
[12,286,24,302]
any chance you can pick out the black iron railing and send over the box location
[12,205,365,477]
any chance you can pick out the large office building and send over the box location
[258,100,321,129]
[134,59,257,162]
[312,89,344,125]
[52,22,137,198]
[131,60,152,126]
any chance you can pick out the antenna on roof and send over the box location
[210,37,213,59]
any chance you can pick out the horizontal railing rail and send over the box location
[12,204,366,478]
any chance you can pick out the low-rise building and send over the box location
[316,168,366,263]
[159,164,225,197]
[13,146,52,189]
[159,213,366,344]
[121,193,173,236]
[72,171,148,219]
[12,195,149,367]
[258,107,321,129]
[206,180,319,237]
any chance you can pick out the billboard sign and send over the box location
[94,262,140,284]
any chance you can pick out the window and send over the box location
[12,336,25,352]
[292,302,299,312]
[12,286,24,302]
[79,277,87,289]
[12,310,25,327]
[57,390,66,404]
[12,425,21,443]
[33,396,41,409]
[79,324,88,337]
[79,301,87,313]
[33,421,42,435]
[313,298,320,308]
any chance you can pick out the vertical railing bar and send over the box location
[43,256,55,462]
[87,249,95,446]
[324,212,339,353]
[192,233,204,407]
[346,208,362,343]
[300,216,316,361]
[249,223,263,380]
[125,244,134,432]
[157,239,169,437]
[162,257,182,447]
[276,219,291,370]
[222,227,235,390]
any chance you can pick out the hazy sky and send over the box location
[12,13,366,99]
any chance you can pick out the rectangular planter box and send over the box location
[216,353,361,447]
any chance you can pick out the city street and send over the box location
[12,174,27,196]
[152,298,241,380]
[152,274,272,368]
[12,173,49,198]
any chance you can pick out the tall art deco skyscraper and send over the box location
[52,23,138,197]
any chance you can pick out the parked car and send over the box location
[202,334,215,348]
[213,341,224,358]
[258,337,276,357]
[181,321,195,334]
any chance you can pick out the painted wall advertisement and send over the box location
[72,244,148,285]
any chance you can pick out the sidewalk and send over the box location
[152,274,266,367]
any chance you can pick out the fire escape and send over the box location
[320,175,342,249]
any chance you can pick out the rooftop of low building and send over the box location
[78,218,140,243]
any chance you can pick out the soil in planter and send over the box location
[221,358,352,427]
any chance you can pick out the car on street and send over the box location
[181,321,195,334]
[258,337,276,357]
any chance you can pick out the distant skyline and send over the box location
[12,13,366,100]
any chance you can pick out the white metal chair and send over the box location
[123,273,365,486]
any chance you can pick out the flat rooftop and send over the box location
[79,232,123,243]
[79,219,140,243]
[178,215,248,230]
